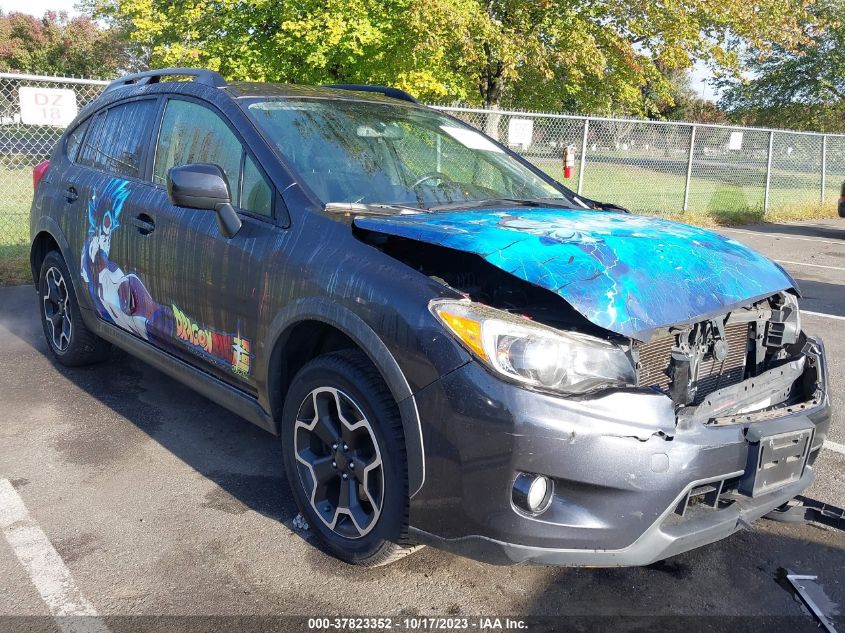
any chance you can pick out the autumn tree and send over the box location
[720,0,845,132]
[85,0,820,116]
[0,10,128,78]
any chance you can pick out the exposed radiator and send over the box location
[635,322,750,403]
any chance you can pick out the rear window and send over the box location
[64,118,90,162]
[77,100,158,178]
[77,111,106,168]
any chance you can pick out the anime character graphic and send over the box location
[80,179,162,340]
[496,214,602,247]
[79,179,253,375]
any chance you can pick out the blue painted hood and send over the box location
[354,208,796,339]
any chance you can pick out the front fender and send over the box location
[263,296,426,497]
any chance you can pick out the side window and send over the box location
[93,100,157,178]
[241,155,272,216]
[77,111,106,168]
[153,99,243,204]
[65,118,90,162]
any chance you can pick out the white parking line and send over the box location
[803,310,845,322]
[825,440,845,456]
[0,479,109,633]
[720,227,845,246]
[776,259,845,272]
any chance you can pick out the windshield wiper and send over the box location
[324,202,428,215]
[426,198,576,212]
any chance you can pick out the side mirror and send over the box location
[167,163,242,238]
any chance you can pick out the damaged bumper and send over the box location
[409,337,830,566]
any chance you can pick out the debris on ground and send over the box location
[777,568,839,633]
[292,513,311,531]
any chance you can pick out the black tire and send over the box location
[280,350,421,566]
[38,250,111,366]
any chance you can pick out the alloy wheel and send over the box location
[42,266,72,352]
[293,387,384,539]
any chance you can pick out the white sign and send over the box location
[18,87,78,127]
[728,131,743,151]
[507,117,534,148]
[440,125,504,153]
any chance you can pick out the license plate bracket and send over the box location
[739,427,813,497]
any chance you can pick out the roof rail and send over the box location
[104,68,226,93]
[324,84,419,104]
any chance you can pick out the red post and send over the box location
[563,146,575,179]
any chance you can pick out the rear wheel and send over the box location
[39,250,110,366]
[281,350,421,566]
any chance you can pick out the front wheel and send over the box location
[280,350,420,566]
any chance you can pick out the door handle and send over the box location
[64,186,78,203]
[132,213,156,235]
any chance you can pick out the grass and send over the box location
[534,159,841,226]
[1,164,34,286]
[0,161,840,285]
[0,244,30,286]
[649,201,836,228]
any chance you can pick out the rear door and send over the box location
[72,97,163,336]
[140,97,277,391]
[52,111,104,282]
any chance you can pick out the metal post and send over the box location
[821,135,827,203]
[683,125,696,212]
[764,131,774,212]
[577,118,589,195]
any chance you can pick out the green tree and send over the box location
[0,10,128,78]
[719,0,845,132]
[86,0,820,116]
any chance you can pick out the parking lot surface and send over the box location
[1,219,844,631]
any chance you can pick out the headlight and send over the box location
[431,300,635,394]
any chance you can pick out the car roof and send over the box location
[72,74,423,135]
[101,69,420,107]
[222,81,420,106]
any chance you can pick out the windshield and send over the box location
[245,99,570,209]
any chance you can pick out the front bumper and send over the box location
[409,337,830,566]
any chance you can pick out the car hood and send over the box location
[354,208,796,339]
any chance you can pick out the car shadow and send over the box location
[744,221,845,241]
[1,286,341,558]
[518,523,845,627]
[71,346,300,519]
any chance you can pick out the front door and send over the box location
[140,97,277,392]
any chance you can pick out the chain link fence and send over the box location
[1,72,843,254]
[0,73,108,251]
[433,106,845,219]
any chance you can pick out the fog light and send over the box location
[512,472,553,515]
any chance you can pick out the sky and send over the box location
[690,60,721,102]
[0,0,78,16]
[2,0,724,101]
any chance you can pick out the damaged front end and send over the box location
[355,212,824,429]
[633,292,825,427]
[358,213,831,565]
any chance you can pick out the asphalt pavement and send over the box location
[1,218,844,632]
